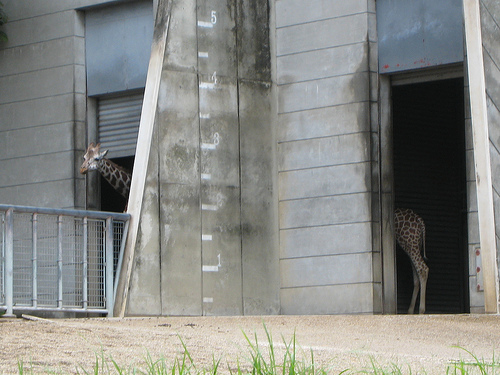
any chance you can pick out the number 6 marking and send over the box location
[211,10,217,24]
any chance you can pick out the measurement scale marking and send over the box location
[198,51,209,58]
[201,173,211,180]
[201,143,217,150]
[202,265,219,272]
[199,81,216,90]
[201,204,218,211]
[197,21,213,28]
[202,234,213,241]
[203,297,214,303]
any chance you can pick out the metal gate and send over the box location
[0,205,129,317]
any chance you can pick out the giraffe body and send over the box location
[80,143,132,199]
[394,208,429,314]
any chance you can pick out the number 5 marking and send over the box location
[211,10,217,24]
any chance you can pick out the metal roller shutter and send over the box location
[97,91,143,158]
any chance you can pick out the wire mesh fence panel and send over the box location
[0,212,4,305]
[87,219,105,309]
[0,205,129,315]
[61,217,84,308]
[36,214,59,307]
[113,221,125,276]
[13,213,33,306]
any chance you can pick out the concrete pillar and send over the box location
[118,0,278,316]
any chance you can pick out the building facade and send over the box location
[1,0,499,315]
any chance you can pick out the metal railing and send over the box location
[0,204,130,317]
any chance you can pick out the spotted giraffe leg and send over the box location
[418,266,429,314]
[408,265,419,314]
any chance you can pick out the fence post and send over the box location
[32,213,38,309]
[57,215,63,309]
[105,217,114,316]
[82,217,88,310]
[4,208,15,317]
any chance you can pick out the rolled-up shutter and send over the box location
[97,91,143,158]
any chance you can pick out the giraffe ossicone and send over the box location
[394,208,429,314]
[80,142,132,200]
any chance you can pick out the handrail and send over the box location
[0,204,130,221]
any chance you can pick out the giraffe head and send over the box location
[80,142,108,175]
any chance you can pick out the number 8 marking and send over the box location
[213,132,220,146]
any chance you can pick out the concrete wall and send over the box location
[0,0,140,209]
[4,0,492,316]
[275,0,380,314]
[125,0,279,316]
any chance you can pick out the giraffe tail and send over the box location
[422,228,428,261]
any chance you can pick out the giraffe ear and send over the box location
[97,149,108,159]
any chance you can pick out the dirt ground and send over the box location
[1,314,500,374]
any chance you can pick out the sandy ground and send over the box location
[1,314,500,374]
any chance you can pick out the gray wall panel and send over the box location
[277,103,369,142]
[277,43,367,85]
[0,1,88,209]
[276,14,368,56]
[276,0,367,28]
[278,73,369,113]
[279,163,370,201]
[281,253,373,288]
[280,283,374,315]
[0,123,74,160]
[0,152,74,186]
[280,223,372,259]
[0,66,76,104]
[0,95,76,132]
[2,10,83,46]
[0,38,84,76]
[279,193,371,230]
[0,180,80,208]
[278,133,370,172]
[276,0,377,314]
[5,0,135,20]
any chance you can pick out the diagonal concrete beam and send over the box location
[114,0,171,317]
[463,0,499,313]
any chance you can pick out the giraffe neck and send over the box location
[97,158,132,199]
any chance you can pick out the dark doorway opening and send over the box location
[393,78,468,314]
[100,155,134,213]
